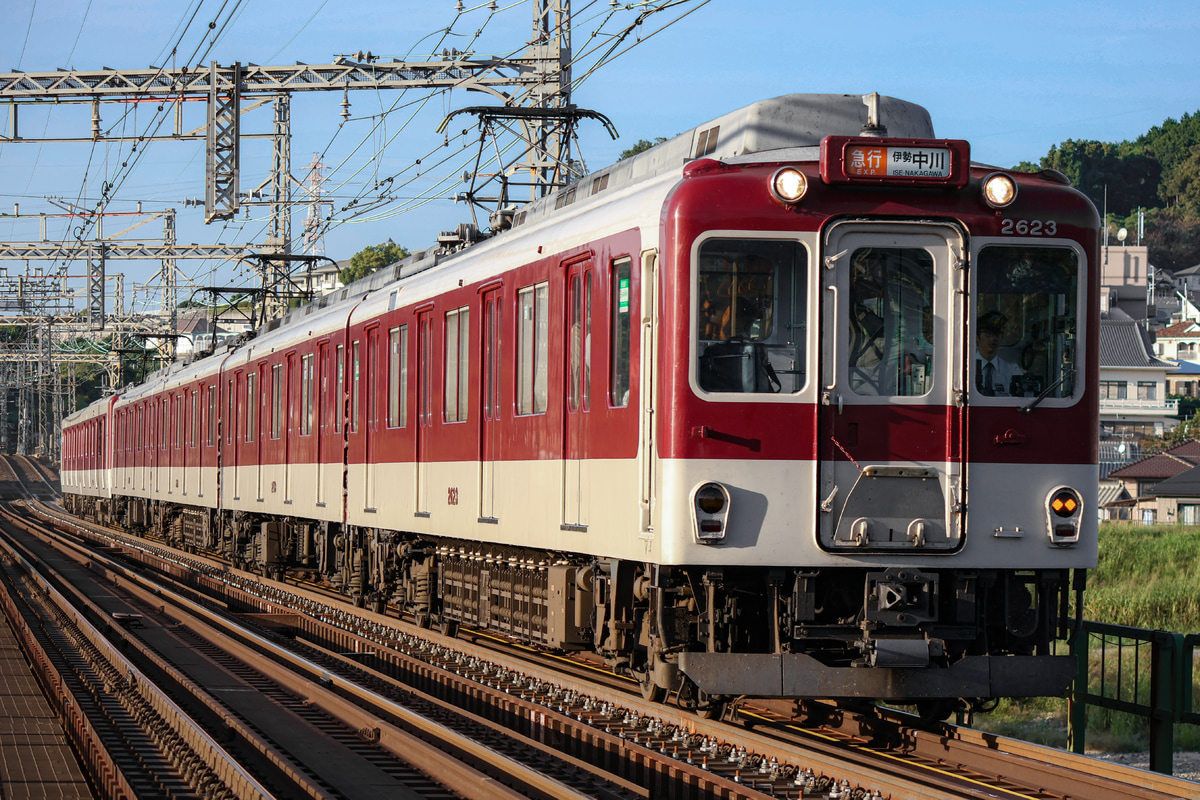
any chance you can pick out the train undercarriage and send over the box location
[64,493,1082,712]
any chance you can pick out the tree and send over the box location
[618,137,666,160]
[1126,206,1200,272]
[1158,145,1200,215]
[1038,139,1160,217]
[340,240,409,286]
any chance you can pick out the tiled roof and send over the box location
[1100,316,1175,368]
[1098,482,1133,507]
[1148,465,1200,498]
[1157,321,1200,338]
[1165,440,1200,458]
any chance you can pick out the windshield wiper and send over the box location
[1019,367,1075,414]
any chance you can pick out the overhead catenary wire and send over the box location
[10,0,711,317]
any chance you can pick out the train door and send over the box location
[232,372,243,500]
[416,309,433,516]
[316,342,328,507]
[170,393,178,494]
[817,222,966,551]
[563,259,592,530]
[282,355,292,503]
[480,288,502,521]
[364,327,379,511]
[257,365,266,501]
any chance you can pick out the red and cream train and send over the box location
[62,93,1099,713]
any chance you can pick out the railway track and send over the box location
[0,466,1194,799]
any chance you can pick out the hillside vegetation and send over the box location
[1017,110,1200,272]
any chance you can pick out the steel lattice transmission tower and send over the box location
[301,154,331,257]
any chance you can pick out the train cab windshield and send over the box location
[847,247,935,397]
[974,245,1080,401]
[695,238,808,394]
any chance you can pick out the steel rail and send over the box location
[34,491,1200,800]
[0,508,279,800]
[9,501,604,800]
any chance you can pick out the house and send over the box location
[1173,262,1200,296]
[300,259,344,296]
[1167,360,1200,398]
[1153,319,1200,361]
[1099,307,1178,438]
[1098,480,1134,521]
[1101,245,1152,319]
[1147,466,1200,525]
[1104,440,1200,524]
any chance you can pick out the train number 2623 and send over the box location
[1000,218,1057,236]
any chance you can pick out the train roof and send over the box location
[100,93,938,401]
[507,92,934,232]
[313,93,935,300]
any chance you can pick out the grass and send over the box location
[970,523,1200,753]
[1085,524,1200,630]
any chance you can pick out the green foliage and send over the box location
[970,523,1200,750]
[1085,523,1200,630]
[1125,206,1200,272]
[618,137,666,160]
[340,240,409,286]
[0,325,27,343]
[1141,413,1200,454]
[1021,110,1200,270]
[1038,139,1160,217]
[1174,394,1200,420]
[1135,110,1200,200]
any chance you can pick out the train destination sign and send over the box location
[820,135,971,188]
[847,144,950,178]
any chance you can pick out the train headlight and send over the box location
[691,482,731,544]
[982,172,1018,208]
[770,167,808,204]
[1045,486,1083,546]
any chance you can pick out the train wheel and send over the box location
[915,699,955,724]
[695,694,726,720]
[678,677,726,720]
[637,672,666,703]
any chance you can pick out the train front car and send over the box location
[645,94,1098,712]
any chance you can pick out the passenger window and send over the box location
[517,282,550,414]
[975,246,1079,399]
[610,258,632,407]
[848,247,934,397]
[696,239,806,394]
[444,307,470,422]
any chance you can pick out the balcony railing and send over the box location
[1099,397,1179,414]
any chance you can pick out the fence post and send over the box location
[1067,621,1089,755]
[1149,631,1183,775]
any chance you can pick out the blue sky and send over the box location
[2,0,1199,313]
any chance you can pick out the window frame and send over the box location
[517,282,550,415]
[388,325,408,428]
[444,307,470,423]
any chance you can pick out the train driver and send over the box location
[975,310,1022,396]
